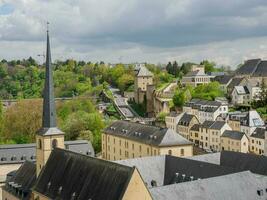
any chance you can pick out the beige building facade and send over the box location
[102,120,193,161]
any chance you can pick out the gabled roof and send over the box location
[233,86,250,95]
[137,66,153,77]
[34,148,134,200]
[4,161,36,200]
[236,59,261,75]
[0,140,94,165]
[190,124,200,131]
[221,130,246,140]
[254,60,267,76]
[250,128,265,139]
[213,75,233,85]
[220,151,267,176]
[201,121,227,130]
[227,77,244,91]
[184,70,208,77]
[150,171,267,200]
[178,113,196,126]
[105,120,192,147]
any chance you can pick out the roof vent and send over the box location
[175,173,179,177]
[71,192,76,200]
[153,135,157,140]
[11,155,17,161]
[190,176,194,181]
[139,132,142,136]
[151,180,157,187]
[182,174,186,181]
[58,186,62,195]
[149,135,153,139]
[257,189,263,196]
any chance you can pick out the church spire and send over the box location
[42,22,57,128]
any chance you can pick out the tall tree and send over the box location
[166,62,173,74]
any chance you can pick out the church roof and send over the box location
[33,148,134,200]
[104,120,192,147]
[137,66,153,77]
[4,161,36,200]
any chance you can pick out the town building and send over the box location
[213,75,233,93]
[181,70,210,87]
[165,112,183,131]
[220,130,249,153]
[231,86,250,105]
[183,99,228,123]
[227,110,265,135]
[249,128,265,155]
[134,65,153,104]
[198,121,232,152]
[177,113,199,140]
[226,77,245,96]
[102,120,193,161]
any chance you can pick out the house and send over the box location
[183,99,228,123]
[231,86,250,105]
[134,65,153,104]
[177,113,199,140]
[249,128,265,155]
[102,120,193,161]
[227,110,265,135]
[181,70,210,87]
[165,112,183,132]
[213,75,233,93]
[220,130,249,153]
[226,77,245,96]
[198,121,232,152]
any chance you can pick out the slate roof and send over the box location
[34,148,135,200]
[234,86,249,95]
[116,155,237,188]
[150,171,267,200]
[137,66,153,77]
[213,75,233,85]
[221,130,245,140]
[178,113,195,126]
[220,151,267,176]
[4,161,36,200]
[105,120,192,147]
[190,124,200,131]
[184,99,223,112]
[236,59,261,75]
[0,140,94,165]
[254,60,267,76]
[188,152,221,165]
[184,70,208,77]
[250,128,265,139]
[227,77,244,91]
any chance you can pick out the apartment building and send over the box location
[183,99,228,123]
[220,130,249,153]
[177,113,199,140]
[134,65,153,104]
[227,111,265,135]
[198,121,232,152]
[249,128,265,155]
[165,112,183,131]
[102,120,193,161]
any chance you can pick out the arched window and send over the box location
[52,139,58,149]
[38,139,42,149]
[180,149,184,156]
[168,150,172,155]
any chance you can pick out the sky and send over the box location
[0,0,267,68]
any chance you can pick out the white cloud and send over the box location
[0,0,267,66]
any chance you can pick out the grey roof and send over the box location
[231,110,265,127]
[0,140,94,165]
[236,59,261,75]
[201,121,227,130]
[220,151,267,176]
[116,154,237,188]
[150,171,267,200]
[178,113,196,126]
[221,130,245,140]
[137,66,153,77]
[250,128,265,139]
[188,153,221,165]
[227,77,244,91]
[184,70,208,77]
[254,60,267,76]
[105,120,192,147]
[34,148,135,200]
[213,75,233,85]
[4,161,36,200]
[185,99,223,113]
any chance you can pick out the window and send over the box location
[132,143,134,150]
[168,150,172,155]
[38,139,42,149]
[139,145,142,152]
[113,138,115,144]
[147,148,150,154]
[119,140,121,146]
[180,149,184,156]
[52,139,58,149]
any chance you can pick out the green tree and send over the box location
[173,90,186,107]
[200,60,216,73]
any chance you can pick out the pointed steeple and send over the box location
[42,24,57,128]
